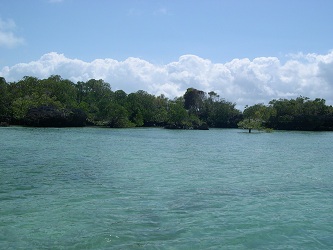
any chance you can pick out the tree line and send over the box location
[239,97,333,132]
[1,75,333,131]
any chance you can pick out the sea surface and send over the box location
[1,126,333,249]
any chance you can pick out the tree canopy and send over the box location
[237,97,333,132]
[1,75,333,131]
[0,76,241,128]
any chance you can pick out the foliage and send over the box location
[238,103,272,132]
[238,119,263,133]
[167,97,189,127]
[240,96,333,131]
[106,103,134,128]
[183,88,206,115]
[205,98,241,128]
[0,77,11,121]
[267,97,333,130]
[1,75,333,131]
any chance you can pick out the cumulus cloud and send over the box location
[0,18,24,48]
[1,51,333,109]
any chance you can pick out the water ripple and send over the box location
[1,127,333,249]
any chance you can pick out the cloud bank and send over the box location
[0,18,24,48]
[1,51,333,109]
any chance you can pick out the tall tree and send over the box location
[76,79,113,122]
[167,97,189,128]
[183,88,206,115]
[40,75,77,108]
[0,77,11,122]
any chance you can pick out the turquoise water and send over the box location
[1,127,333,249]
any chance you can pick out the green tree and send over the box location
[8,76,67,121]
[268,96,331,130]
[76,79,113,123]
[126,90,159,126]
[167,97,189,127]
[205,98,241,128]
[106,103,133,128]
[238,103,272,133]
[40,75,77,108]
[9,76,40,98]
[183,88,206,115]
[154,94,169,125]
[113,90,128,106]
[11,93,63,120]
[0,77,11,121]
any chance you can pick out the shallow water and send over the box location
[1,127,333,249]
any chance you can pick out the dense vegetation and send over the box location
[239,97,333,132]
[1,75,333,131]
[0,75,241,129]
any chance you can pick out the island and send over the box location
[1,75,333,131]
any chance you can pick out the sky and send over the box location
[1,0,333,109]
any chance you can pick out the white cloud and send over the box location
[1,51,333,109]
[0,18,24,48]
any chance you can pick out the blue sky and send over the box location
[1,0,333,108]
